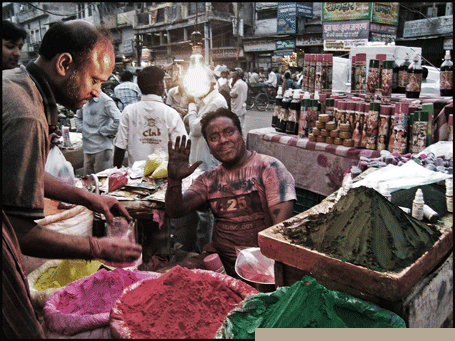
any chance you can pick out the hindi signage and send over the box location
[323,20,370,40]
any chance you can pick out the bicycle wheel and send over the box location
[255,93,269,111]
[246,89,255,110]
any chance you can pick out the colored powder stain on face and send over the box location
[33,259,103,291]
[116,265,244,339]
[283,186,441,272]
[55,268,145,315]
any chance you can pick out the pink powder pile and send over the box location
[56,268,145,315]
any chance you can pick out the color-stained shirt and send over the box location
[2,64,52,220]
[114,94,188,167]
[2,63,54,338]
[188,151,296,269]
[114,81,142,111]
[75,92,121,154]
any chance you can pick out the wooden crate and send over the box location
[258,210,453,303]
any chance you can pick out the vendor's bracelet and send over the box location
[88,236,102,259]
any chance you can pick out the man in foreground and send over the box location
[2,19,141,338]
[165,108,296,277]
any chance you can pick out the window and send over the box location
[257,9,277,20]
[188,3,205,16]
[156,8,165,22]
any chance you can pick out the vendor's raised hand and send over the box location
[168,135,202,180]
[96,237,142,263]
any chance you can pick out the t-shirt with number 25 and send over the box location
[188,151,296,267]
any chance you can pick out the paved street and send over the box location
[244,107,273,137]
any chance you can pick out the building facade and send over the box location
[3,2,453,75]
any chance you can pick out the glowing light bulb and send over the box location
[183,52,211,98]
[182,31,211,98]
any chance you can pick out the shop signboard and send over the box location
[323,20,370,40]
[211,47,244,59]
[277,2,313,34]
[296,36,323,46]
[274,49,295,57]
[297,3,314,18]
[141,48,151,61]
[369,23,397,43]
[322,2,371,21]
[403,15,453,38]
[276,39,296,50]
[123,40,133,55]
[277,2,298,34]
[371,2,399,26]
[324,39,368,51]
[243,39,276,52]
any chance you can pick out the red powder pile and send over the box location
[114,265,244,339]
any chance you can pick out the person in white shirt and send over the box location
[113,66,187,168]
[183,66,228,252]
[214,64,231,109]
[166,82,189,120]
[249,68,259,84]
[229,67,248,132]
[265,67,277,88]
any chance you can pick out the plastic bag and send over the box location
[234,247,275,284]
[215,275,406,339]
[45,146,75,185]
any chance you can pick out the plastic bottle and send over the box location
[392,54,400,93]
[440,50,453,97]
[355,53,367,94]
[325,98,335,122]
[381,183,391,201]
[421,103,434,146]
[367,59,380,95]
[322,54,333,95]
[277,90,292,132]
[422,204,439,223]
[410,110,429,154]
[298,92,311,137]
[406,54,423,99]
[272,87,283,128]
[381,60,394,101]
[286,90,301,135]
[397,53,411,94]
[62,126,71,148]
[446,179,453,213]
[412,188,425,220]
[343,173,353,194]
[351,55,356,94]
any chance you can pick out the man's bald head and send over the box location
[39,19,113,67]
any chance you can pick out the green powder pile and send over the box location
[283,186,441,273]
[217,275,405,338]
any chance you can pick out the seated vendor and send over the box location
[165,108,296,277]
